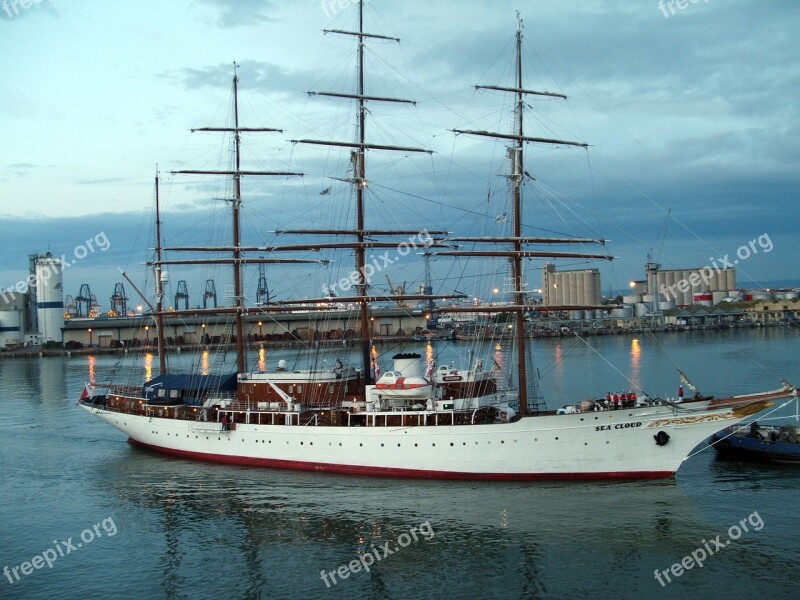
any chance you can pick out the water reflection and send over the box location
[257,347,266,373]
[144,353,154,381]
[38,356,66,402]
[98,452,709,600]
[87,355,96,386]
[371,344,379,377]
[201,350,209,376]
[630,337,642,389]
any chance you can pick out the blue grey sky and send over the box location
[1,0,798,308]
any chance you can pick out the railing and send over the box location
[189,420,226,433]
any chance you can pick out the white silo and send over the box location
[0,311,22,346]
[679,271,692,306]
[708,269,720,293]
[725,268,736,292]
[647,271,657,297]
[35,256,65,342]
[567,272,578,305]
[664,271,676,301]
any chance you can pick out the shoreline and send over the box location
[0,320,789,360]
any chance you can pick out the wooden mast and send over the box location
[231,69,246,373]
[511,15,528,416]
[154,168,167,375]
[355,0,370,383]
[450,13,602,417]
[172,64,304,374]
[292,0,432,383]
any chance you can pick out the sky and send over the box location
[1,0,799,310]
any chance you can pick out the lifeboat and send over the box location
[374,371,432,399]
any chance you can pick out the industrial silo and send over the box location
[35,256,65,343]
[725,268,736,292]
[0,311,22,347]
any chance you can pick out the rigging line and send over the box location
[686,396,798,460]
[592,162,771,286]
[536,339,583,379]
[530,175,607,241]
[572,332,649,396]
[643,328,688,378]
[369,181,500,224]
[708,328,792,382]
[583,151,604,241]
[371,181,599,241]
[645,325,789,394]
[785,320,800,338]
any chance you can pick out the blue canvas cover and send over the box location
[142,373,237,405]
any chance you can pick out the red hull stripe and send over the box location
[127,439,674,481]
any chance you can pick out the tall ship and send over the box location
[80,2,796,480]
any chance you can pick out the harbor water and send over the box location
[1,328,799,599]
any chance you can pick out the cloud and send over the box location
[177,60,311,96]
[193,0,278,28]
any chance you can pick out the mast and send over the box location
[172,64,304,374]
[449,13,601,417]
[355,0,369,384]
[231,70,245,373]
[512,16,528,416]
[154,168,167,374]
[293,0,431,383]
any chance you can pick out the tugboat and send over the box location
[711,417,800,464]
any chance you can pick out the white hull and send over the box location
[79,401,764,480]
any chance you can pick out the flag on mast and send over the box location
[677,370,698,394]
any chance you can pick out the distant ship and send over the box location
[80,2,797,480]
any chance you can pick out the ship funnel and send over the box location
[392,353,423,378]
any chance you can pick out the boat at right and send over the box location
[710,409,800,464]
